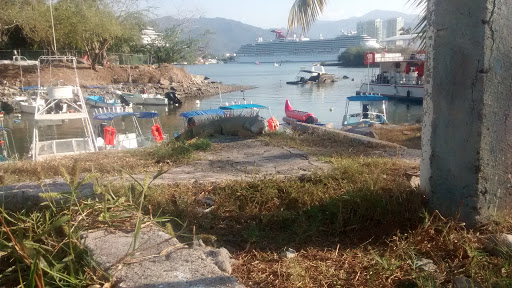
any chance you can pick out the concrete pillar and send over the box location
[421,0,512,224]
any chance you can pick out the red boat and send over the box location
[285,99,318,124]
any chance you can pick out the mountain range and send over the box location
[152,10,420,56]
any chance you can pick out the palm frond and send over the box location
[408,0,428,49]
[288,0,328,34]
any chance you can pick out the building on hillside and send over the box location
[385,17,405,38]
[381,34,420,49]
[142,27,162,45]
[357,19,383,42]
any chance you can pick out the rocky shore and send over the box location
[0,63,252,104]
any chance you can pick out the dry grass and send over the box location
[0,139,212,185]
[0,150,156,185]
[372,124,422,150]
[260,131,395,158]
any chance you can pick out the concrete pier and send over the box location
[421,0,512,224]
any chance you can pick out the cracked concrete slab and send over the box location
[114,138,331,185]
[82,225,244,288]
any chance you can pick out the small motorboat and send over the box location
[286,64,336,85]
[14,96,45,114]
[342,95,388,127]
[86,95,122,108]
[284,99,318,124]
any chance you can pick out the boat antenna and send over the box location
[218,83,223,105]
[367,50,370,94]
[49,0,57,54]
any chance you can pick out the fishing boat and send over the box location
[357,52,425,100]
[85,95,122,108]
[286,64,336,85]
[31,56,97,160]
[284,99,318,124]
[342,95,388,127]
[93,110,164,150]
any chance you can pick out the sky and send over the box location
[145,0,420,28]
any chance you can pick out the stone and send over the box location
[421,0,512,225]
[82,225,244,287]
[406,171,421,188]
[414,258,436,272]
[0,178,94,210]
[452,276,481,288]
[159,78,170,86]
[280,248,297,259]
[483,234,512,257]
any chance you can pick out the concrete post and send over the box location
[421,0,512,224]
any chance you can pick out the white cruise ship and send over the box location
[235,30,380,63]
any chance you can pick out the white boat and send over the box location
[342,95,388,127]
[85,95,122,108]
[358,52,425,100]
[286,64,336,85]
[120,92,168,106]
[15,97,45,114]
[236,31,380,63]
[31,56,97,160]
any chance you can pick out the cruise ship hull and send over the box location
[236,52,342,63]
[235,34,379,64]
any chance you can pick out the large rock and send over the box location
[82,225,243,288]
[184,116,267,139]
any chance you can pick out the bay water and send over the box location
[3,63,423,157]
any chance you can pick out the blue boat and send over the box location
[85,95,122,108]
[342,95,388,127]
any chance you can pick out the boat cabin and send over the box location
[93,111,164,150]
[342,95,388,127]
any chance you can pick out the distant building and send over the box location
[385,17,405,38]
[142,27,162,45]
[381,34,420,49]
[357,19,383,42]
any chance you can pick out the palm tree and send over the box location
[288,0,427,37]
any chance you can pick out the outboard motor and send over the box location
[165,91,182,105]
[119,95,131,107]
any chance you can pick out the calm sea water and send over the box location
[3,63,423,157]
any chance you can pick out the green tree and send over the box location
[337,47,368,67]
[144,26,212,64]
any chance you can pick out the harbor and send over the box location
[0,62,423,158]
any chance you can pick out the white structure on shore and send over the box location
[385,17,405,38]
[142,27,162,45]
[381,34,420,49]
[357,19,383,42]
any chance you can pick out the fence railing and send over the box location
[0,50,151,65]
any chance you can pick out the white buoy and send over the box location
[330,108,334,112]
[195,100,200,104]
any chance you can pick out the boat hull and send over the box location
[237,53,341,63]
[359,83,424,100]
[123,95,168,106]
[85,98,121,108]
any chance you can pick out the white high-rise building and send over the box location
[357,19,383,42]
[386,17,405,38]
